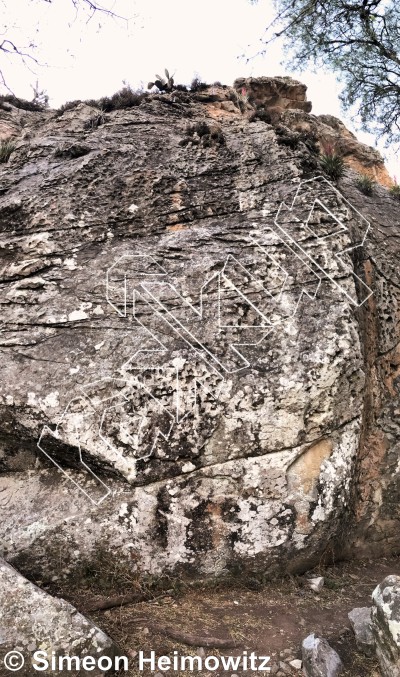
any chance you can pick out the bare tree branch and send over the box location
[0,0,128,96]
[251,0,400,144]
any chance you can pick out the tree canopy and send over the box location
[257,0,400,144]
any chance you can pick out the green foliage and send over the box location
[390,183,400,199]
[0,85,49,113]
[56,99,82,115]
[83,112,106,130]
[182,121,225,147]
[190,77,209,92]
[0,139,16,163]
[262,0,400,144]
[356,173,375,195]
[57,87,147,117]
[96,86,147,111]
[248,106,272,123]
[0,94,45,112]
[148,68,175,92]
[320,145,345,180]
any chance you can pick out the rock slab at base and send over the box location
[371,575,400,677]
[0,559,119,676]
[302,634,343,677]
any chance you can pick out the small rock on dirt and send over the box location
[302,633,343,676]
[307,577,325,593]
[289,658,303,670]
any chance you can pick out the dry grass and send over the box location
[81,558,397,676]
[39,554,399,676]
[0,139,16,163]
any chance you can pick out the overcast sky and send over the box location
[1,0,397,176]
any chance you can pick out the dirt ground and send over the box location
[48,554,399,676]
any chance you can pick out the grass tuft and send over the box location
[389,183,400,200]
[0,138,16,163]
[356,173,375,196]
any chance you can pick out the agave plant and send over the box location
[148,68,175,92]
[320,143,345,181]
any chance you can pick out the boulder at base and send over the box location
[0,559,119,676]
[372,575,400,677]
[302,634,343,677]
[348,606,375,656]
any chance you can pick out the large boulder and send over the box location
[280,110,394,187]
[0,79,399,583]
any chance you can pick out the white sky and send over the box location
[1,0,397,177]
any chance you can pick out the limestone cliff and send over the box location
[0,77,398,583]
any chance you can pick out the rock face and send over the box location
[371,575,400,676]
[0,559,119,676]
[0,78,399,582]
[302,634,343,677]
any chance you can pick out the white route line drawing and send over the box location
[270,176,373,306]
[133,282,255,376]
[37,398,112,506]
[106,254,168,317]
[37,176,373,504]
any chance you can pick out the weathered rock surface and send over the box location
[280,111,394,187]
[234,75,312,114]
[302,634,343,677]
[371,575,400,676]
[234,76,393,186]
[0,559,119,676]
[348,606,375,656]
[0,78,399,582]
